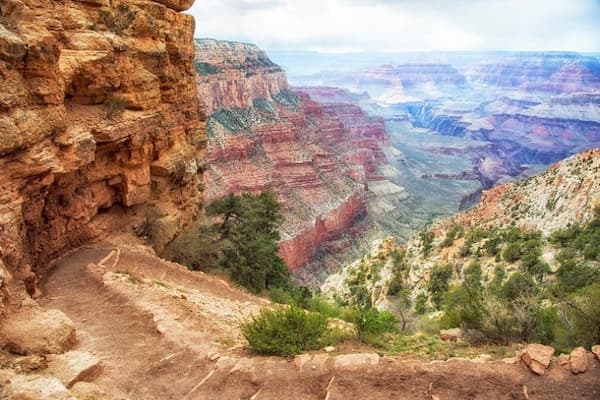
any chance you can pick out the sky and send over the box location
[186,0,600,53]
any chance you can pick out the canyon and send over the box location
[270,51,600,246]
[195,39,392,275]
[0,1,599,398]
[196,44,600,279]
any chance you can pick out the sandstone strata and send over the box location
[0,0,205,287]
[196,40,389,271]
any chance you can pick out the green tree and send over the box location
[428,264,453,309]
[207,191,291,293]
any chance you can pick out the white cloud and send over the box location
[187,0,600,52]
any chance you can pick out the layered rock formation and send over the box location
[444,148,600,235]
[195,40,391,271]
[324,148,600,309]
[0,0,204,288]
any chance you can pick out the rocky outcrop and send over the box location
[0,0,205,284]
[195,39,287,114]
[197,41,390,271]
[448,149,600,234]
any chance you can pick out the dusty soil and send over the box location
[31,242,600,400]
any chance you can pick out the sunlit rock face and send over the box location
[195,40,398,271]
[0,0,205,278]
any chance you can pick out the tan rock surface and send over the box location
[570,347,589,374]
[1,374,75,400]
[0,0,205,286]
[0,307,76,355]
[46,351,102,388]
[520,344,555,375]
[334,353,380,369]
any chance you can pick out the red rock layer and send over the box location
[198,46,390,271]
[195,39,288,114]
[0,0,204,280]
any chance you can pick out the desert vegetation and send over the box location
[408,207,600,351]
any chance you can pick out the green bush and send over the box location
[556,283,600,350]
[273,89,301,110]
[207,191,291,294]
[428,264,453,309]
[194,62,221,75]
[502,242,522,262]
[415,293,429,316]
[441,226,462,248]
[241,306,328,357]
[419,231,434,256]
[354,307,397,345]
[99,3,136,35]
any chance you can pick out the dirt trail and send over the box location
[38,244,600,400]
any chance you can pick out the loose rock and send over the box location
[0,308,76,355]
[520,344,554,375]
[440,328,464,342]
[46,351,102,388]
[569,347,588,374]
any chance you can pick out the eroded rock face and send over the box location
[196,40,390,271]
[0,0,205,280]
[445,149,600,235]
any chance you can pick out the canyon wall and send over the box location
[195,40,390,271]
[0,0,205,287]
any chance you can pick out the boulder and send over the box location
[440,328,464,342]
[519,344,555,375]
[592,345,600,361]
[0,307,76,355]
[569,347,588,374]
[334,353,380,370]
[47,351,102,388]
[1,374,75,400]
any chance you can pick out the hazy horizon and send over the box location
[188,0,600,54]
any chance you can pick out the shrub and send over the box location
[427,264,453,309]
[354,307,398,345]
[557,260,599,292]
[104,97,127,119]
[419,231,434,256]
[502,242,522,262]
[441,226,462,248]
[162,221,221,271]
[415,293,429,315]
[556,283,600,350]
[194,62,221,75]
[99,3,136,35]
[273,89,301,110]
[241,306,328,357]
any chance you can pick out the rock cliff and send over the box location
[195,40,390,271]
[323,148,600,312]
[0,0,205,290]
